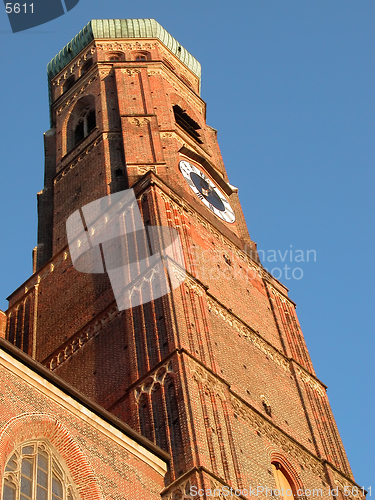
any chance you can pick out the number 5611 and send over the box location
[5,3,34,13]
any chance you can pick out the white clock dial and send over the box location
[179,160,235,223]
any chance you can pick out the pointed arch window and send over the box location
[74,108,96,146]
[7,313,15,345]
[63,75,75,94]
[66,95,97,153]
[15,304,24,349]
[23,298,31,354]
[80,58,93,77]
[2,440,78,500]
[271,462,295,499]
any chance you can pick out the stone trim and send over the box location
[45,305,120,370]
[134,359,174,402]
[52,47,95,88]
[55,75,98,115]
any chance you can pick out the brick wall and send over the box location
[0,340,167,500]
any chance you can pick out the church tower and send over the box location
[5,19,361,498]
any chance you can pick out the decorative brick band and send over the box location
[52,47,96,87]
[96,42,157,52]
[295,366,325,397]
[230,394,325,478]
[45,305,120,370]
[159,191,260,274]
[56,74,98,115]
[206,296,290,374]
[54,134,103,184]
[187,356,227,401]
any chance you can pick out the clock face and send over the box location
[179,160,236,223]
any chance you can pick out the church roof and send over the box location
[47,19,201,81]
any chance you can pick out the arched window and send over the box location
[80,58,93,76]
[2,440,78,499]
[63,75,75,93]
[73,109,96,145]
[66,95,96,152]
[271,462,295,499]
[134,52,149,61]
[107,52,124,62]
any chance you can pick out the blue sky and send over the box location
[0,0,373,487]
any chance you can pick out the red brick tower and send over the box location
[6,19,361,498]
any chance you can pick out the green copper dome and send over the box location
[47,19,201,81]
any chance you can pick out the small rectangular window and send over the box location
[21,458,33,479]
[3,481,16,500]
[37,451,48,472]
[52,474,63,498]
[20,475,32,498]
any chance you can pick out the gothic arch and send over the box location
[63,75,76,93]
[0,413,103,499]
[65,94,96,154]
[15,303,23,349]
[6,297,32,353]
[80,58,93,77]
[23,296,31,354]
[270,452,305,498]
[3,438,79,499]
